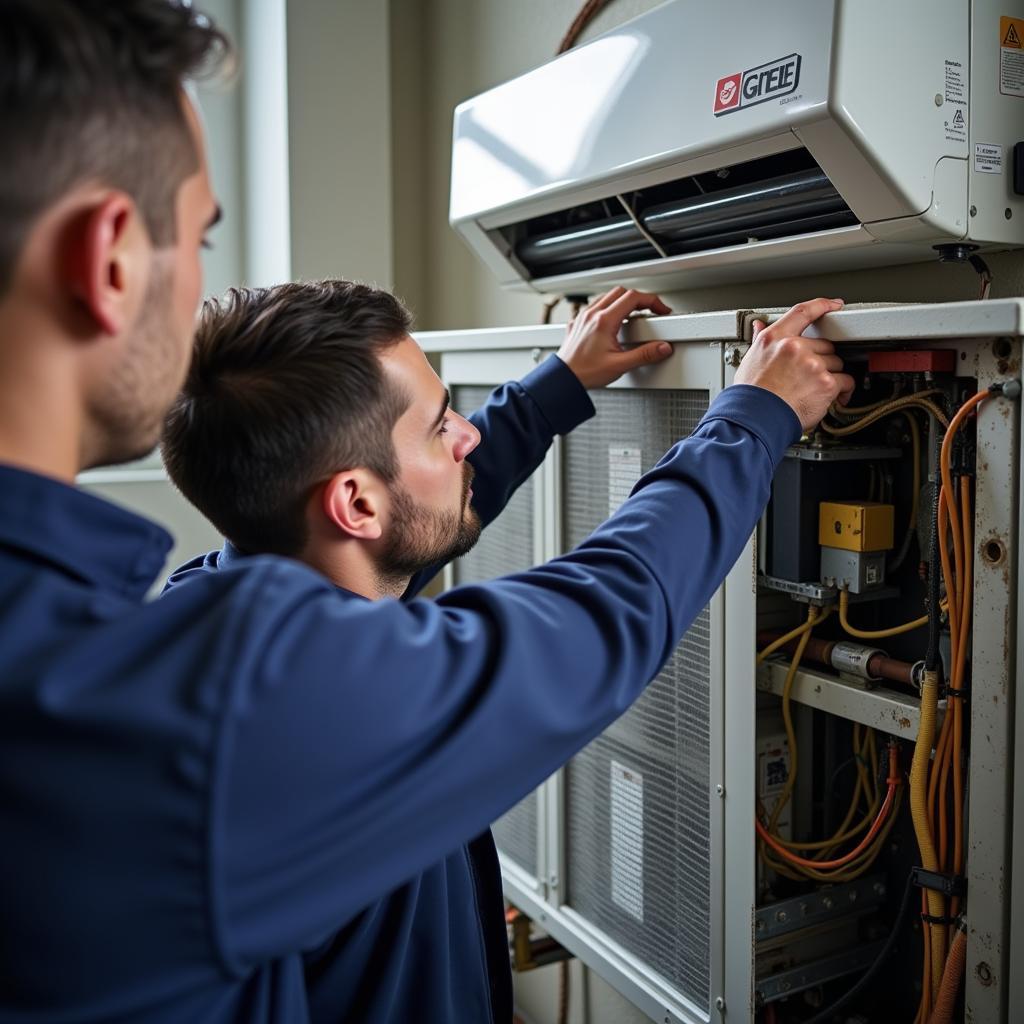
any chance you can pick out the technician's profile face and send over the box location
[381,335,482,533]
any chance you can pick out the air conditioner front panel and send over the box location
[450,0,1024,291]
[562,388,713,1009]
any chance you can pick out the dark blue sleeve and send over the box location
[211,384,799,970]
[402,355,594,598]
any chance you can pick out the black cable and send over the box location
[803,870,915,1024]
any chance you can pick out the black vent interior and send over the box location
[498,149,857,280]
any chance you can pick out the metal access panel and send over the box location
[451,383,540,880]
[561,388,713,1010]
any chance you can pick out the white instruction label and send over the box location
[975,143,1004,173]
[943,59,968,142]
[1001,17,1024,97]
[608,446,642,516]
[610,760,644,922]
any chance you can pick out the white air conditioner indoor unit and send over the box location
[450,0,1024,293]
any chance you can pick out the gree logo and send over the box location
[714,53,802,115]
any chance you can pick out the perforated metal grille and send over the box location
[451,385,539,878]
[563,388,712,1008]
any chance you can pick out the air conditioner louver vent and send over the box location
[503,149,855,280]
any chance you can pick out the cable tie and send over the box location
[911,866,967,897]
[920,912,960,925]
[945,684,970,699]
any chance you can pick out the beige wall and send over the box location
[287,0,394,286]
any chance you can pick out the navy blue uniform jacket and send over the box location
[0,356,799,1022]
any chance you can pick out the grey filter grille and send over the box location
[451,385,538,878]
[563,388,712,1008]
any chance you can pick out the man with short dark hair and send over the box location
[0,2,853,1022]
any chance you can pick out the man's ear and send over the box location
[66,191,148,337]
[322,469,386,541]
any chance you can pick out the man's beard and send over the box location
[376,463,482,592]
[85,259,182,468]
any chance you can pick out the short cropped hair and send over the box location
[161,281,415,556]
[0,0,229,293]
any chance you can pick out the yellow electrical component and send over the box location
[818,501,895,553]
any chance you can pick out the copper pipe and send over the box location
[757,631,914,685]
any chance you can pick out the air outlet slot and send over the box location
[500,149,856,279]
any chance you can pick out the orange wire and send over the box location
[931,391,987,963]
[939,391,988,595]
[937,490,959,643]
[755,745,900,870]
[949,480,973,930]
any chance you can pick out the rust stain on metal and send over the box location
[899,717,911,730]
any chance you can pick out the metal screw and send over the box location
[715,996,726,1011]
[969,205,977,217]
[716,784,725,797]
[977,962,993,986]
[531,347,542,364]
[548,873,559,890]
[775,910,788,924]
[934,93,943,106]
[822,896,834,910]
[848,890,858,903]
[873,882,887,897]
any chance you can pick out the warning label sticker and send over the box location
[943,59,968,142]
[608,446,641,516]
[975,143,1003,173]
[609,760,644,922]
[1001,16,1024,97]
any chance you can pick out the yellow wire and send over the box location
[757,610,895,883]
[769,726,878,852]
[760,789,903,883]
[756,605,833,664]
[838,587,946,640]
[765,606,820,836]
[820,393,949,436]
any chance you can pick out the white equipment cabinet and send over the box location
[418,299,1024,1023]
